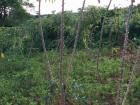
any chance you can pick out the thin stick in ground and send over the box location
[38,0,52,81]
[121,46,140,105]
[116,1,134,105]
[96,0,112,82]
[68,0,86,72]
[59,0,66,104]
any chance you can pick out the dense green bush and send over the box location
[1,5,140,53]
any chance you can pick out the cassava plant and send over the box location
[59,0,66,104]
[116,0,135,105]
[121,46,140,105]
[38,0,52,81]
[68,0,86,73]
[96,0,112,82]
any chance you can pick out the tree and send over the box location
[0,0,31,26]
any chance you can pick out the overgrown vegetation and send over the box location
[0,0,140,105]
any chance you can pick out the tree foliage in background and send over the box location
[0,0,32,26]
[0,4,140,53]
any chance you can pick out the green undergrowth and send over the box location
[0,50,139,105]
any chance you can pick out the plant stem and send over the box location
[96,0,112,82]
[38,0,52,81]
[68,0,86,72]
[59,0,66,104]
[121,46,140,105]
[116,1,134,105]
